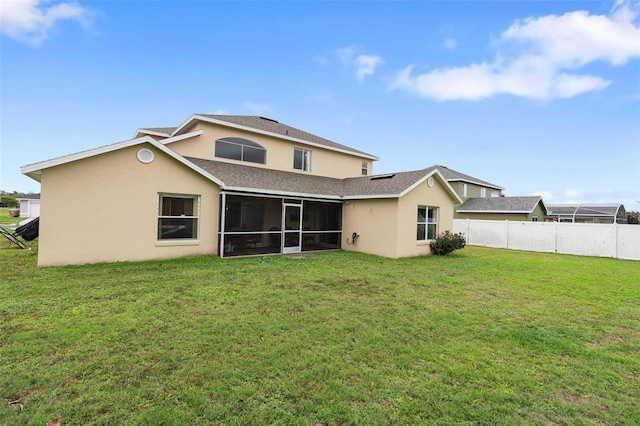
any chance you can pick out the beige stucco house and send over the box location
[21,114,462,266]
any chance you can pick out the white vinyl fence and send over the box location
[453,219,640,261]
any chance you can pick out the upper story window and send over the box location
[215,137,266,164]
[361,161,368,176]
[294,147,311,172]
[461,183,468,197]
[480,187,486,198]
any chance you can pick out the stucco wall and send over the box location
[395,175,456,258]
[342,198,399,258]
[168,122,370,179]
[342,175,456,259]
[38,143,220,267]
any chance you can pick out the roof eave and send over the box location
[223,186,343,200]
[21,136,225,188]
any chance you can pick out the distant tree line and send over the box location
[0,190,38,208]
[628,211,639,225]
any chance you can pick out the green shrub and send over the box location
[0,195,18,208]
[429,231,466,255]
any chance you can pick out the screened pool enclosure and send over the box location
[219,194,342,257]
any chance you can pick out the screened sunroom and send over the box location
[219,193,342,257]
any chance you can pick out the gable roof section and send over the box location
[168,114,379,160]
[134,127,178,138]
[185,157,344,199]
[457,196,545,214]
[342,167,462,202]
[21,135,223,187]
[435,165,504,190]
[184,157,462,202]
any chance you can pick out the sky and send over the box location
[1,0,639,210]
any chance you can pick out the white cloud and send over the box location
[390,1,640,101]
[565,189,581,199]
[0,0,93,46]
[534,191,556,201]
[355,54,383,82]
[334,46,384,81]
[444,38,457,50]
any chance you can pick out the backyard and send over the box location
[1,241,638,425]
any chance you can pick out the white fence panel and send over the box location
[453,219,639,260]
[617,225,640,261]
[556,223,616,257]
[467,220,507,248]
[507,221,556,253]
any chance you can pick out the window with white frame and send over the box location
[361,161,368,176]
[215,137,266,164]
[158,194,199,240]
[417,206,438,241]
[480,187,486,197]
[461,183,468,197]
[293,147,311,171]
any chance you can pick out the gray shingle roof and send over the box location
[196,115,377,159]
[139,127,176,135]
[458,196,543,213]
[342,167,438,197]
[435,165,503,190]
[185,157,438,199]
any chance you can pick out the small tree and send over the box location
[429,231,466,255]
[628,211,639,225]
[0,195,18,208]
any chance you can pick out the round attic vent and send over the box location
[427,176,434,187]
[137,148,154,164]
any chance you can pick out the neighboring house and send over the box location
[545,204,627,224]
[433,166,545,221]
[435,166,504,202]
[456,196,547,222]
[17,193,40,218]
[21,114,462,267]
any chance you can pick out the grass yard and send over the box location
[0,207,23,226]
[1,242,639,425]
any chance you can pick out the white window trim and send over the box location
[462,183,468,197]
[417,205,438,242]
[294,147,312,172]
[361,161,368,176]
[480,187,486,198]
[157,193,200,241]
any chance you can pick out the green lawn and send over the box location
[0,207,23,225]
[1,242,639,425]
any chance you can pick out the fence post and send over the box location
[505,220,509,249]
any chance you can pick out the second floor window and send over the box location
[481,187,486,197]
[461,183,468,197]
[294,147,311,171]
[361,161,368,176]
[215,137,266,164]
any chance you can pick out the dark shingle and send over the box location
[435,165,503,190]
[198,115,377,158]
[458,196,543,213]
[139,127,176,135]
[184,157,437,199]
